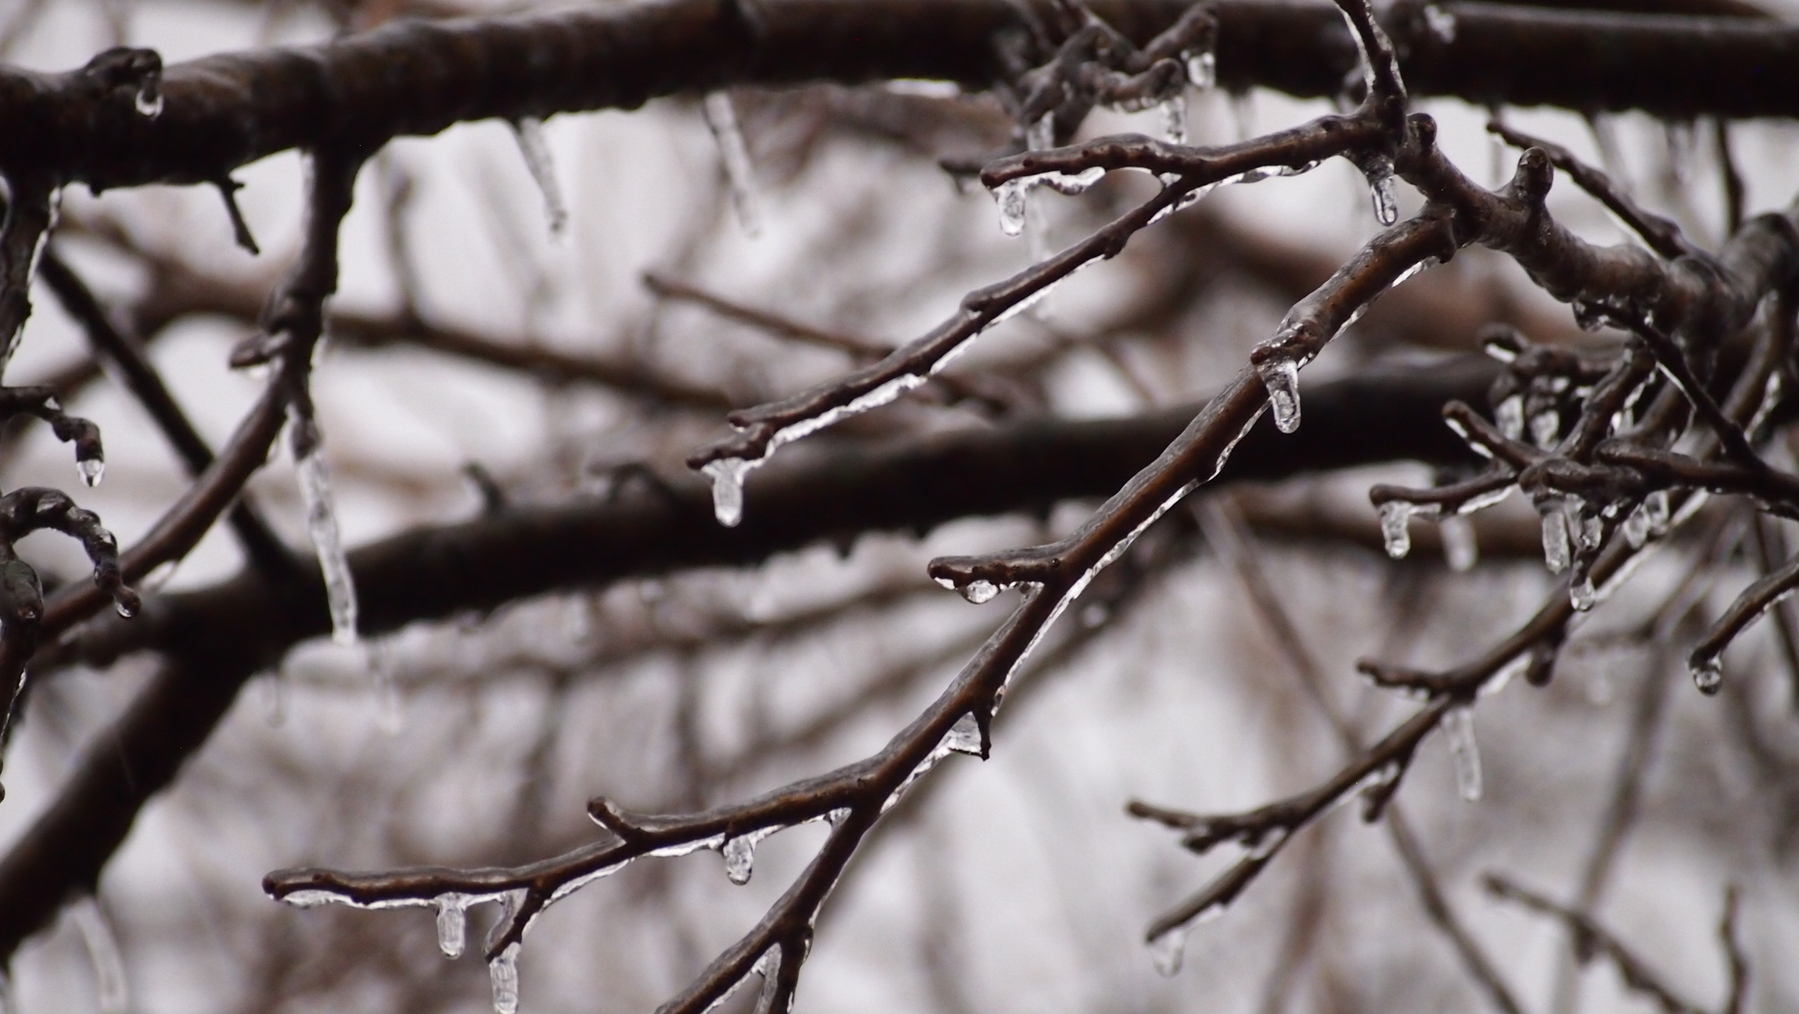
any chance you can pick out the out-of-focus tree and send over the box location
[0,1,1795,1012]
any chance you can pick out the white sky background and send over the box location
[0,2,1795,1014]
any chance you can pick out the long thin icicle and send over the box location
[509,117,567,236]
[69,896,128,1014]
[294,417,359,646]
[702,91,761,237]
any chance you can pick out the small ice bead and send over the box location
[1378,501,1412,559]
[701,458,750,528]
[1370,174,1399,226]
[1183,49,1216,89]
[1257,356,1302,433]
[1690,655,1723,695]
[135,87,162,118]
[959,579,998,604]
[489,944,521,1014]
[1444,707,1482,802]
[1440,515,1477,572]
[723,835,756,885]
[1540,509,1570,574]
[77,457,104,487]
[994,179,1027,237]
[1149,927,1187,977]
[1570,575,1597,612]
[435,897,467,958]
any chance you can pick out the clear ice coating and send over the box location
[1379,501,1413,559]
[1540,507,1570,574]
[1257,356,1302,433]
[1444,707,1482,802]
[1440,515,1477,572]
[944,712,984,756]
[1496,395,1524,441]
[69,896,128,1014]
[960,579,998,604]
[509,117,568,236]
[436,895,469,958]
[1183,49,1216,90]
[1690,655,1723,695]
[702,457,753,527]
[489,943,521,1014]
[78,457,104,487]
[723,834,757,885]
[702,91,762,237]
[1149,926,1188,977]
[297,448,359,646]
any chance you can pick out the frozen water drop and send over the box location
[1157,97,1187,144]
[1257,356,1302,433]
[1644,490,1670,534]
[1370,174,1399,226]
[489,943,520,1014]
[509,117,567,236]
[1541,508,1570,574]
[1440,515,1477,572]
[1575,509,1603,552]
[1570,575,1597,612]
[1690,656,1722,695]
[1149,927,1187,977]
[825,807,851,827]
[1623,504,1650,547]
[114,598,136,619]
[1496,395,1524,441]
[959,579,998,604]
[134,86,161,118]
[435,896,468,958]
[77,457,104,487]
[298,447,359,646]
[1444,707,1482,802]
[1530,410,1560,448]
[1423,4,1456,42]
[723,835,756,885]
[702,92,761,237]
[1027,112,1054,152]
[944,712,984,756]
[1379,501,1413,560]
[1183,49,1216,90]
[701,458,753,528]
[994,178,1027,237]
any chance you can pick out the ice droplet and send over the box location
[134,86,161,118]
[1158,97,1187,145]
[994,178,1027,236]
[1496,395,1524,441]
[1644,490,1670,534]
[435,895,469,958]
[1541,508,1571,574]
[959,579,998,604]
[509,117,568,236]
[77,456,104,487]
[297,447,359,646]
[701,457,753,528]
[1423,4,1457,42]
[1444,707,1482,802]
[944,712,984,756]
[723,835,757,885]
[1574,508,1603,552]
[1570,575,1598,612]
[1440,515,1478,572]
[1379,501,1413,559]
[1530,409,1560,449]
[489,943,520,1014]
[1257,356,1302,433]
[1690,656,1723,696]
[1369,172,1399,226]
[69,896,128,1014]
[702,91,761,237]
[1624,503,1650,547]
[1149,927,1188,977]
[1183,49,1216,90]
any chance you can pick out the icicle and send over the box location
[1496,395,1524,441]
[723,835,757,885]
[1644,490,1670,535]
[944,712,984,756]
[1574,508,1603,552]
[1423,4,1456,42]
[701,457,753,528]
[1379,501,1413,560]
[1149,925,1188,977]
[297,444,359,646]
[1027,112,1055,152]
[1440,515,1477,572]
[1443,707,1482,802]
[1158,96,1188,145]
[489,943,521,1014]
[1664,120,1697,186]
[993,178,1028,237]
[1623,503,1651,547]
[1362,156,1400,227]
[702,91,761,237]
[364,639,404,734]
[69,896,128,1014]
[1570,574,1598,611]
[436,895,469,958]
[1256,355,1302,433]
[1690,655,1722,696]
[509,117,567,237]
[960,579,998,604]
[1541,506,1570,574]
[751,949,783,1014]
[78,457,104,487]
[1584,114,1629,193]
[1183,49,1216,90]
[1230,91,1254,142]
[1530,409,1560,449]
